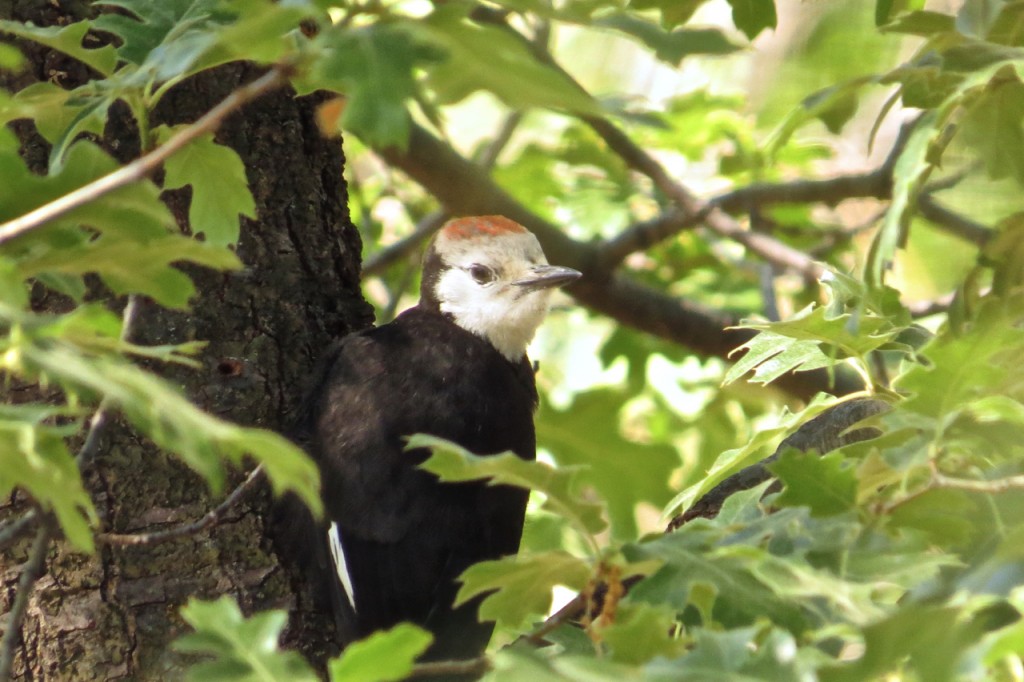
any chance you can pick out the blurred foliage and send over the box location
[3,0,1024,679]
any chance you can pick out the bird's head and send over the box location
[419,216,581,361]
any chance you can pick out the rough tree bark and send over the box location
[0,2,372,678]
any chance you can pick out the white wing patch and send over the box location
[328,522,357,612]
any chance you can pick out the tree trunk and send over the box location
[0,3,372,679]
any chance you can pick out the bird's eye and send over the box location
[468,264,496,285]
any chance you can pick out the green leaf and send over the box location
[537,388,679,539]
[0,413,96,552]
[596,14,741,66]
[960,70,1024,186]
[19,344,321,514]
[18,234,240,309]
[626,532,809,632]
[414,10,603,115]
[769,448,857,516]
[159,129,256,246]
[723,330,832,385]
[176,597,318,682]
[95,0,312,83]
[628,0,706,29]
[409,434,607,541]
[820,604,985,682]
[0,19,118,76]
[599,602,684,664]
[726,303,901,386]
[727,0,778,40]
[454,551,592,630]
[647,625,810,680]
[0,140,172,239]
[881,10,957,36]
[0,42,25,70]
[896,295,1024,423]
[876,0,927,26]
[663,393,837,517]
[328,624,433,682]
[305,22,426,149]
[956,0,1009,39]
[490,647,636,682]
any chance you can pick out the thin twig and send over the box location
[519,593,587,647]
[0,510,38,552]
[932,472,1024,494]
[585,116,826,280]
[591,118,915,276]
[96,465,264,546]
[408,656,491,679]
[0,65,292,247]
[0,517,53,681]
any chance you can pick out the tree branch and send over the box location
[917,195,991,247]
[0,517,53,681]
[362,112,524,277]
[376,121,863,400]
[0,64,292,247]
[96,464,264,546]
[583,116,826,280]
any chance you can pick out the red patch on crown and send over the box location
[441,215,528,240]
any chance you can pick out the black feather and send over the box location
[303,305,537,661]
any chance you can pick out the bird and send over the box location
[291,215,580,662]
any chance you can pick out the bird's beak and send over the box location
[512,264,582,291]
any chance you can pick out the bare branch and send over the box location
[917,195,991,247]
[584,116,826,280]
[0,517,53,680]
[362,210,448,276]
[598,209,701,269]
[0,65,292,247]
[96,465,264,546]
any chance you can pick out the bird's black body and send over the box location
[302,305,538,659]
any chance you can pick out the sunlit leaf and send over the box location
[769,448,857,516]
[537,388,678,539]
[327,624,433,682]
[596,14,740,66]
[455,551,592,630]
[159,129,256,247]
[409,434,607,539]
[20,344,321,513]
[599,602,684,664]
[0,19,117,76]
[175,597,318,682]
[726,0,778,40]
[0,414,96,552]
[663,393,837,517]
[415,9,603,115]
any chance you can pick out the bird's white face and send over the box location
[433,230,573,361]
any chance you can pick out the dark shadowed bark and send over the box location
[0,3,372,678]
